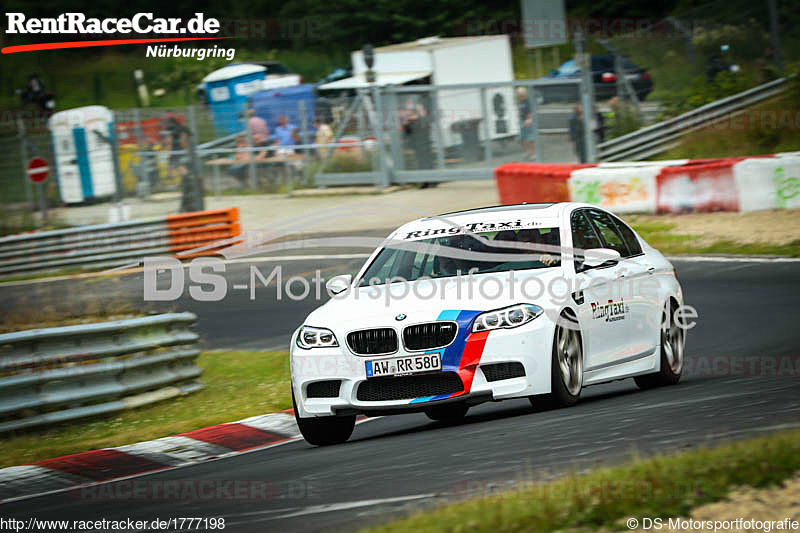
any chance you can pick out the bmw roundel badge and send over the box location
[395,314,407,321]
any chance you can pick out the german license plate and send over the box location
[365,354,441,378]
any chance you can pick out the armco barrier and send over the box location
[0,313,202,433]
[494,153,800,214]
[0,208,240,276]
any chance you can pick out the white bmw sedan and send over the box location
[290,202,686,445]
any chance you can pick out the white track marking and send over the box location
[226,493,436,523]
[0,254,371,287]
[667,255,800,263]
[631,387,793,410]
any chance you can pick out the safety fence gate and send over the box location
[315,78,585,188]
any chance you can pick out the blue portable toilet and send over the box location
[250,84,317,140]
[203,64,267,135]
[48,105,116,204]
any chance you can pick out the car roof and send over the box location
[428,202,557,219]
[390,202,579,239]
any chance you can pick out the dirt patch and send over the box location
[625,473,800,532]
[627,209,800,246]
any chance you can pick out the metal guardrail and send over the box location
[0,208,241,277]
[598,77,793,161]
[0,313,201,433]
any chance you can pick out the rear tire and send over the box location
[293,391,355,446]
[531,311,583,409]
[634,301,685,390]
[424,403,468,422]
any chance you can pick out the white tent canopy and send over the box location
[318,71,431,90]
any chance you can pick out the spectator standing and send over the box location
[401,97,433,170]
[516,87,536,160]
[568,104,587,163]
[247,109,270,146]
[274,115,297,148]
[314,118,333,146]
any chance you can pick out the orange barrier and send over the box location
[166,208,241,257]
[494,163,597,205]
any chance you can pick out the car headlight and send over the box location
[296,326,339,349]
[472,304,543,332]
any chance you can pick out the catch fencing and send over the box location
[0,207,240,277]
[0,312,201,433]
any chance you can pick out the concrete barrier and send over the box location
[494,153,800,214]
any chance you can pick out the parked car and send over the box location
[317,67,353,87]
[537,55,653,103]
[242,60,302,83]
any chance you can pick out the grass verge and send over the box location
[0,351,291,468]
[363,429,800,533]
[656,92,800,160]
[631,220,800,257]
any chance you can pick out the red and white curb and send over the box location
[0,410,368,503]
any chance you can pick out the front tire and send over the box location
[531,311,583,409]
[635,301,685,390]
[293,392,355,446]
[424,403,468,422]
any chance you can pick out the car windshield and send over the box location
[358,228,561,286]
[267,64,291,74]
[556,60,580,75]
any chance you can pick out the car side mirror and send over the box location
[582,248,621,269]
[548,69,558,76]
[326,274,352,295]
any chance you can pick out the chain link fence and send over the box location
[0,78,590,232]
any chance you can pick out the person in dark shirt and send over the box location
[568,104,587,163]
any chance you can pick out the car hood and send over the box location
[303,268,567,328]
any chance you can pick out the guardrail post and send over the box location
[387,86,404,172]
[431,86,446,170]
[371,84,390,188]
[132,107,150,197]
[575,30,597,163]
[480,87,492,168]
[244,110,257,190]
[527,82,542,162]
[15,119,36,224]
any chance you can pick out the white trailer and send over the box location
[319,35,519,148]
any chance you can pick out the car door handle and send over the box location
[647,266,656,274]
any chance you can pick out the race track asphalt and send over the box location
[1,257,799,532]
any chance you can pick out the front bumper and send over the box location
[291,318,555,418]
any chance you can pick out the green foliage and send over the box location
[685,70,758,108]
[607,102,643,139]
[658,93,800,161]
[319,153,373,174]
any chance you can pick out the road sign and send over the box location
[26,156,50,183]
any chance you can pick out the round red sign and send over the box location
[26,156,50,183]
